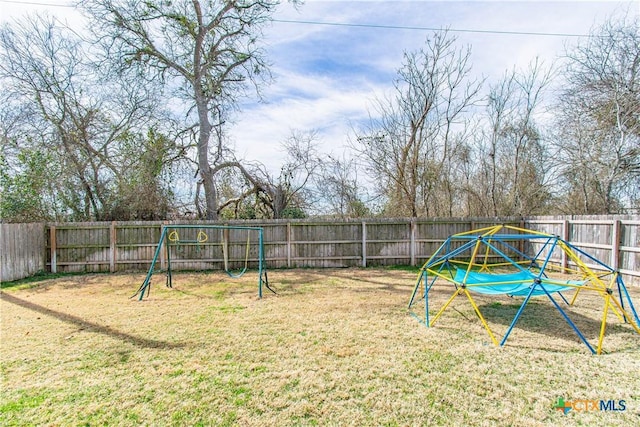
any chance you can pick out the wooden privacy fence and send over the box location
[2,216,639,285]
[43,218,522,274]
[0,223,45,282]
[526,217,640,285]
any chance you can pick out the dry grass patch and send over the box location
[1,268,639,426]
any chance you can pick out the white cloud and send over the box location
[232,67,384,169]
[2,0,637,175]
[230,0,638,172]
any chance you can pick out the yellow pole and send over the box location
[597,293,611,355]
[463,288,499,346]
[426,268,459,282]
[504,224,553,237]
[430,288,463,327]
[453,224,500,237]
[569,288,581,306]
[558,241,605,289]
[607,296,640,335]
[604,274,626,323]
[461,237,483,284]
[556,241,627,321]
[480,241,492,272]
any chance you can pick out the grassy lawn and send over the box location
[1,268,639,426]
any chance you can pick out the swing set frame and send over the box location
[132,224,273,300]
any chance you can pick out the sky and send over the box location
[1,0,639,172]
[237,0,639,169]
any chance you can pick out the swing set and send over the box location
[132,224,274,300]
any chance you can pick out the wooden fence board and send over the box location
[1,223,45,282]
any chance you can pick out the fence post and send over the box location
[562,220,570,271]
[109,222,116,273]
[410,218,417,266]
[50,225,57,274]
[41,223,47,275]
[361,221,367,267]
[611,219,621,271]
[160,222,167,270]
[287,222,292,268]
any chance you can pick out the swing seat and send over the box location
[222,232,251,278]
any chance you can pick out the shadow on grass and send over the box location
[477,298,637,344]
[328,270,412,294]
[171,287,230,300]
[0,271,87,290]
[0,292,184,349]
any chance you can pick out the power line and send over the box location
[0,0,73,7]
[272,18,592,38]
[1,1,594,38]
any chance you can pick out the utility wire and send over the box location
[0,0,73,7]
[272,18,592,38]
[1,0,595,38]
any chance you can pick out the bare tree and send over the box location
[261,130,322,218]
[316,153,371,218]
[82,0,297,219]
[555,13,640,214]
[474,59,554,217]
[216,130,322,219]
[0,14,168,220]
[354,31,481,217]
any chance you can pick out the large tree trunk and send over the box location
[196,101,218,220]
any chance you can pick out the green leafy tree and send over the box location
[0,150,57,222]
[104,128,180,220]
